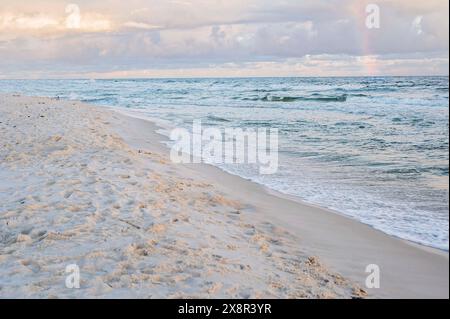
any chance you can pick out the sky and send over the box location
[0,0,448,78]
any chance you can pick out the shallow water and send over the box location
[1,76,448,250]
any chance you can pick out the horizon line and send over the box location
[0,74,449,81]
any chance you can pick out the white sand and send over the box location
[0,94,368,299]
[116,106,450,299]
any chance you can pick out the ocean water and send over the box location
[1,77,448,250]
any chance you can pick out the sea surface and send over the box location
[1,77,448,250]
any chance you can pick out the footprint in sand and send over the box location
[20,259,41,273]
[63,190,73,199]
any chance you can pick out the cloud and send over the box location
[0,3,112,36]
[0,13,59,30]
[123,21,161,30]
[0,0,448,78]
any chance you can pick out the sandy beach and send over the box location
[0,94,448,299]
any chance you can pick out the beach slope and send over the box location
[0,94,364,298]
[0,94,447,299]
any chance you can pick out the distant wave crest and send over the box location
[239,94,348,102]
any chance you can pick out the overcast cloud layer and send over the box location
[0,0,448,78]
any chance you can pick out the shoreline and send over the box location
[114,107,449,254]
[4,91,449,252]
[1,94,448,298]
[111,106,449,299]
[0,94,364,298]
